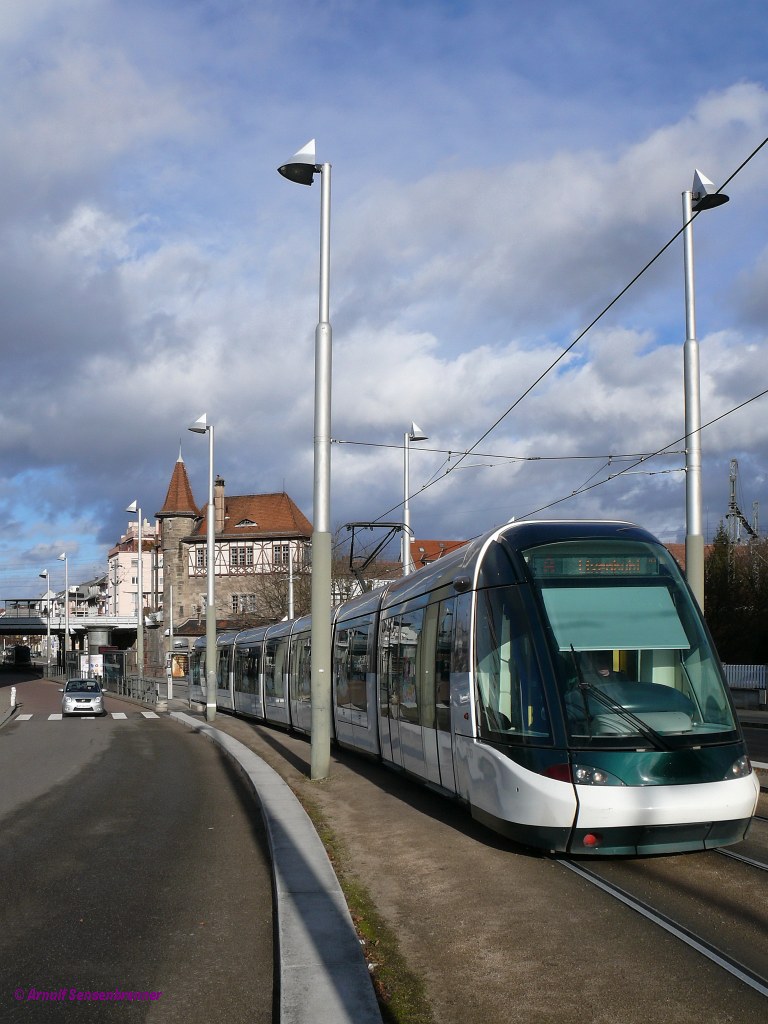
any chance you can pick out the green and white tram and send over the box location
[190,520,759,856]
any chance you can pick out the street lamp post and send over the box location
[402,422,428,576]
[188,413,217,723]
[39,569,51,678]
[126,501,144,680]
[57,552,69,675]
[278,139,332,780]
[682,169,729,610]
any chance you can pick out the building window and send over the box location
[232,594,257,614]
[196,547,206,568]
[273,543,290,567]
[231,544,253,568]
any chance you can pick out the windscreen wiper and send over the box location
[568,645,671,752]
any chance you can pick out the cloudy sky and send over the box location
[3,0,768,596]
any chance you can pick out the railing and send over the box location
[723,663,767,708]
[723,664,766,688]
[112,675,163,704]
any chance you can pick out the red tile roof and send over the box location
[411,538,467,567]
[190,492,312,540]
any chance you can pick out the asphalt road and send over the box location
[0,679,273,1022]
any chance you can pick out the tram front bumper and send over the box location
[569,772,759,855]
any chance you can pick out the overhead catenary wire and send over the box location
[405,385,768,552]
[331,438,684,462]
[519,386,768,520]
[358,135,768,528]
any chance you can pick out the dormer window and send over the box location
[236,519,257,527]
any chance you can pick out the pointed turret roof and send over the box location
[157,454,199,518]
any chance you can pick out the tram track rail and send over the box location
[715,847,768,872]
[714,811,768,871]
[560,857,768,999]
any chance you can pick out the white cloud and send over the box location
[3,1,768,594]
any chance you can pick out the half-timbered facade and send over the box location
[157,454,312,635]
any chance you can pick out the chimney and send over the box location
[214,476,225,534]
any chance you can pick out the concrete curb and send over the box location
[169,712,382,1024]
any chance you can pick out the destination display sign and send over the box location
[528,552,660,578]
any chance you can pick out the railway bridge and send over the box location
[0,604,142,653]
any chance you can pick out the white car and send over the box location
[60,679,106,716]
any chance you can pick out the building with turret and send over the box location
[156,453,313,639]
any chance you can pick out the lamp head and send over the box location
[278,139,319,186]
[39,570,48,579]
[691,168,729,211]
[409,422,429,443]
[126,500,138,514]
[188,413,208,434]
[58,552,66,563]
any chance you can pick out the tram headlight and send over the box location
[724,755,751,779]
[572,764,625,786]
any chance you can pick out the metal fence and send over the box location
[112,675,163,704]
[723,664,766,689]
[723,663,767,708]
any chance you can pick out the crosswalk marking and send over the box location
[12,711,164,722]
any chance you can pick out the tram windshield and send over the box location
[522,538,736,744]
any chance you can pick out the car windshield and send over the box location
[66,681,99,693]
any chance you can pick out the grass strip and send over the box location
[298,789,435,1024]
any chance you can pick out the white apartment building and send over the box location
[107,519,163,618]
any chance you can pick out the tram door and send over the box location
[289,632,312,734]
[433,598,457,793]
[378,601,456,791]
[379,607,428,777]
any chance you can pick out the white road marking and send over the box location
[14,712,160,722]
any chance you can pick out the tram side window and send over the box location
[299,636,312,701]
[217,647,231,688]
[397,608,424,725]
[265,638,287,699]
[290,635,311,702]
[334,628,351,708]
[453,593,471,674]
[379,615,396,720]
[380,608,427,725]
[475,587,550,740]
[334,618,370,713]
[435,598,455,732]
[236,647,260,696]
